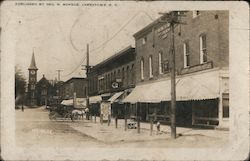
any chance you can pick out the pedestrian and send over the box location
[156,121,160,134]
[21,104,24,112]
[85,108,89,120]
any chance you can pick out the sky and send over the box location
[1,1,170,82]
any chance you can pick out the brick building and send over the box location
[36,75,53,106]
[123,11,229,128]
[59,77,87,100]
[88,46,136,117]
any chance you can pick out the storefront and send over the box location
[123,69,229,127]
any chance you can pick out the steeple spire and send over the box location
[29,50,38,70]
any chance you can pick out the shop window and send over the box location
[222,93,229,118]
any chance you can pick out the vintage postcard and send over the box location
[0,0,249,160]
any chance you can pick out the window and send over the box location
[158,52,163,74]
[131,64,134,84]
[31,84,35,90]
[222,93,229,118]
[42,89,46,95]
[149,56,153,78]
[200,34,207,64]
[142,37,147,44]
[183,42,190,68]
[140,59,144,80]
[105,75,107,90]
[107,74,110,89]
[122,68,125,84]
[126,66,129,86]
[192,10,201,18]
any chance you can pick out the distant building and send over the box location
[88,46,136,117]
[123,11,229,128]
[27,52,38,106]
[36,75,53,106]
[59,77,87,100]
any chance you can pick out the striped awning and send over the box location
[89,95,102,104]
[108,92,124,103]
[61,98,86,108]
[123,69,220,103]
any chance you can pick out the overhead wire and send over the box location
[62,11,154,78]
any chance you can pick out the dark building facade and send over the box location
[88,46,136,117]
[89,46,136,96]
[36,75,53,106]
[59,77,87,100]
[123,11,229,128]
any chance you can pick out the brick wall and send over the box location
[89,47,136,95]
[134,11,229,84]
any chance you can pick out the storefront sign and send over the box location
[100,101,111,121]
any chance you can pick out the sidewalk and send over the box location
[67,116,229,143]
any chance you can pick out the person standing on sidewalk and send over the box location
[156,121,160,134]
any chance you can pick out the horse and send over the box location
[71,109,85,120]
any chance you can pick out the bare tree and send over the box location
[15,66,26,105]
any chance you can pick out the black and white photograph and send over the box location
[0,1,249,160]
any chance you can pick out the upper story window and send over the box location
[140,59,144,80]
[122,68,125,82]
[42,89,46,95]
[192,10,201,18]
[199,34,207,64]
[126,66,130,85]
[149,56,153,78]
[142,37,147,45]
[183,42,190,68]
[31,84,35,90]
[131,64,135,84]
[158,52,163,74]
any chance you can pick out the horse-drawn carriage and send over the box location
[49,104,74,120]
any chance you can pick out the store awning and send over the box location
[123,70,220,103]
[108,92,124,103]
[61,99,73,106]
[89,95,102,104]
[61,98,86,108]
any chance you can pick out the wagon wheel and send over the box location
[64,113,72,120]
[49,112,57,120]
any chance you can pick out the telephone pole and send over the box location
[56,70,63,81]
[159,11,186,139]
[86,44,90,111]
[170,11,177,139]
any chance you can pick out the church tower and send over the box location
[28,51,38,106]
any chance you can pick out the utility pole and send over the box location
[170,11,177,139]
[56,70,63,81]
[86,44,90,114]
[159,11,186,139]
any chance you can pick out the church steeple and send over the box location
[29,51,38,70]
